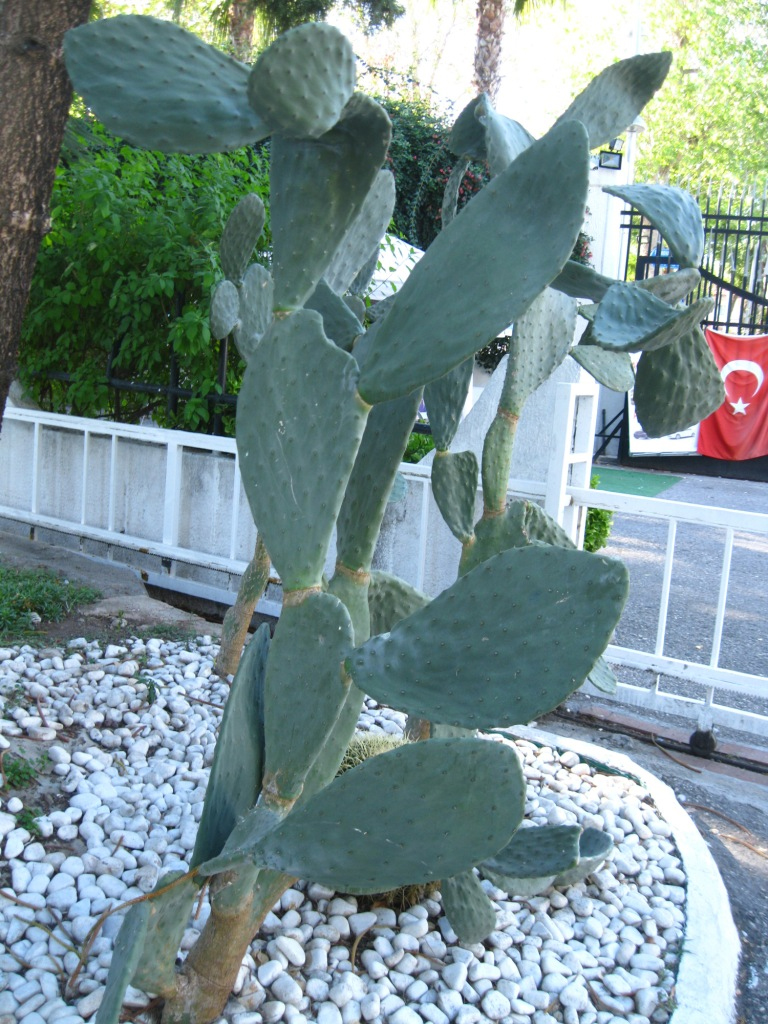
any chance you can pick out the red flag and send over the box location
[698,328,768,460]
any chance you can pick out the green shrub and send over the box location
[584,475,614,553]
[0,564,101,641]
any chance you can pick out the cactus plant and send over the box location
[62,16,721,1024]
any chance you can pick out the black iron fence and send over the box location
[622,181,768,334]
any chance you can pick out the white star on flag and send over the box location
[730,397,749,415]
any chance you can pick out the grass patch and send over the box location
[0,564,101,642]
[1,752,49,790]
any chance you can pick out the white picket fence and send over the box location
[1,403,767,736]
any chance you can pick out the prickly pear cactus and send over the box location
[63,16,716,1023]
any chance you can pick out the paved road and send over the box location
[597,469,768,687]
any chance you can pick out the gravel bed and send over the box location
[0,635,687,1024]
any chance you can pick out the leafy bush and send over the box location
[19,117,270,432]
[402,430,435,462]
[584,475,614,553]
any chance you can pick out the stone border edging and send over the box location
[510,724,740,1024]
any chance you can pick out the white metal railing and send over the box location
[2,402,767,734]
[567,484,768,735]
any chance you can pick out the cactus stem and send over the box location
[354,389,373,414]
[282,585,323,607]
[334,562,371,584]
[261,772,302,810]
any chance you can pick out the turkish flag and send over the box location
[698,328,768,460]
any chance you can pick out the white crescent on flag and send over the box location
[720,359,765,396]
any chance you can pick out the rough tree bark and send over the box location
[472,0,506,100]
[0,0,93,431]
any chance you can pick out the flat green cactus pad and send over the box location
[325,170,397,296]
[592,283,714,353]
[501,288,577,416]
[448,96,487,159]
[236,310,368,590]
[634,326,725,438]
[270,94,391,309]
[64,16,269,153]
[234,263,274,360]
[431,450,479,544]
[191,624,270,868]
[440,871,498,944]
[476,95,534,177]
[571,343,635,392]
[221,194,266,285]
[263,594,355,800]
[637,267,701,305]
[94,901,150,1024]
[552,260,614,302]
[347,545,629,730]
[305,279,364,352]
[335,389,423,572]
[481,824,581,881]
[210,280,240,342]
[252,738,525,893]
[247,23,356,139]
[555,827,614,886]
[604,184,704,268]
[586,655,618,694]
[131,872,198,994]
[357,120,590,403]
[424,358,474,451]
[368,571,431,636]
[553,51,672,150]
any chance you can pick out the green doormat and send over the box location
[593,467,681,497]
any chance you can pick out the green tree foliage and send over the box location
[19,119,269,431]
[377,95,488,249]
[637,0,768,185]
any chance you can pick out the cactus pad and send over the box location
[476,95,534,177]
[424,358,474,451]
[234,263,274,359]
[270,94,391,309]
[368,571,431,636]
[263,593,355,800]
[236,310,368,590]
[555,827,614,886]
[94,901,150,1024]
[571,344,635,392]
[132,872,198,994]
[347,545,628,729]
[247,23,356,139]
[633,326,725,437]
[64,16,269,153]
[306,279,364,352]
[604,184,704,268]
[592,284,714,353]
[552,260,614,302]
[357,121,590,402]
[480,823,580,898]
[440,871,498,944]
[191,625,270,868]
[431,451,479,543]
[210,280,240,342]
[251,738,525,892]
[500,288,577,416]
[553,51,672,150]
[335,389,423,572]
[221,194,266,285]
[448,96,487,159]
[324,170,397,296]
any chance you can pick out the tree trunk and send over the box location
[0,0,93,430]
[227,0,255,61]
[472,0,506,101]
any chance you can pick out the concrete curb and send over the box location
[511,724,740,1024]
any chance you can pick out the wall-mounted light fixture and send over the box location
[598,150,622,170]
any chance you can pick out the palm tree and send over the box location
[473,0,561,100]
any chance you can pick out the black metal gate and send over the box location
[622,181,768,334]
